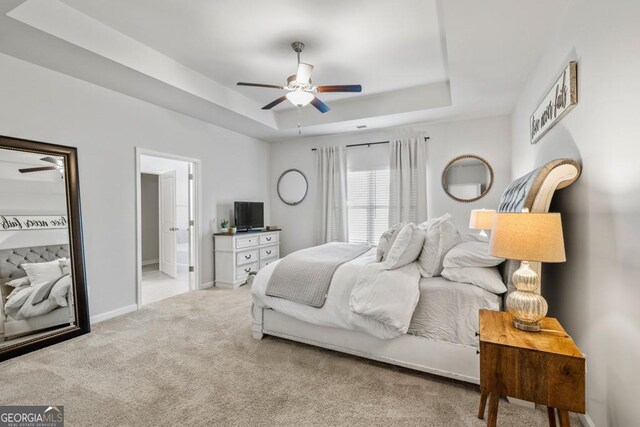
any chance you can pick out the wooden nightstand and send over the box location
[478,309,585,427]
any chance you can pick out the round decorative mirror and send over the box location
[442,155,494,203]
[277,169,308,205]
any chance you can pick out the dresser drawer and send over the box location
[236,262,258,280]
[260,246,278,259]
[236,235,259,249]
[259,233,278,245]
[260,259,277,269]
[236,249,259,266]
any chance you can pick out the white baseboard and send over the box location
[214,282,235,289]
[142,259,158,266]
[579,413,595,427]
[90,304,138,324]
[200,281,214,289]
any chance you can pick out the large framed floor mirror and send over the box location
[0,135,89,362]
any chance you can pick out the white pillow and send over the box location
[441,267,507,294]
[417,214,460,277]
[443,241,504,268]
[59,258,71,276]
[459,232,489,243]
[5,276,30,288]
[7,284,30,299]
[383,223,425,270]
[49,276,70,307]
[376,223,405,262]
[4,286,32,311]
[21,260,63,285]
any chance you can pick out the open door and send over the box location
[159,170,178,278]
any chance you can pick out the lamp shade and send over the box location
[469,209,496,230]
[490,213,566,262]
[286,90,314,107]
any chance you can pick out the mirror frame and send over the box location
[441,154,494,203]
[0,135,90,362]
[277,169,308,206]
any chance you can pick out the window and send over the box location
[347,168,389,245]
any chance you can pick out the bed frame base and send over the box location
[2,305,75,341]
[252,305,480,384]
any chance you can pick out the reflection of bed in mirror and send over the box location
[0,135,89,361]
[0,245,75,341]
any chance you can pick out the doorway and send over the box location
[135,149,200,307]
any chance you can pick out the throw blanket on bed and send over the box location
[266,242,371,307]
[349,262,421,334]
[4,275,71,320]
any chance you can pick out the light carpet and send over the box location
[0,287,580,426]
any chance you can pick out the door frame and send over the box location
[135,147,202,309]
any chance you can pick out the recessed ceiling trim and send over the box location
[7,0,278,129]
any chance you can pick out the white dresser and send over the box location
[213,230,281,288]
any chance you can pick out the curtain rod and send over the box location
[311,137,429,152]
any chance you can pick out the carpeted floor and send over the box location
[0,287,580,426]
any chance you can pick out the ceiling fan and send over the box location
[19,157,64,174]
[237,41,362,113]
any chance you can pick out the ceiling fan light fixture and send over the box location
[286,90,314,107]
[239,41,361,114]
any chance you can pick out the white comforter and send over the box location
[252,248,422,339]
[4,276,71,320]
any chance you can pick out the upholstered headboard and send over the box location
[0,245,70,284]
[497,159,581,295]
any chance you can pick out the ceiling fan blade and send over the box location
[315,84,362,93]
[237,82,284,89]
[19,166,58,173]
[262,96,288,110]
[310,97,330,113]
[296,63,314,84]
[40,156,61,165]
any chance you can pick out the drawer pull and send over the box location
[244,268,251,273]
[476,350,480,355]
[266,250,272,255]
[475,331,479,337]
[266,237,272,241]
[245,254,252,259]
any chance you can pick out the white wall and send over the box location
[140,173,158,264]
[270,116,511,256]
[510,1,640,425]
[0,53,270,318]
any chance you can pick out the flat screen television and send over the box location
[234,201,264,231]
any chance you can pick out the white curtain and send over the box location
[389,137,428,225]
[315,146,349,244]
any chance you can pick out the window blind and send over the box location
[347,169,390,245]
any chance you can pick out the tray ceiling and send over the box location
[0,0,570,141]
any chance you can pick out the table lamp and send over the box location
[469,209,496,239]
[489,212,566,332]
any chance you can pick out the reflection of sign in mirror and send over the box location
[1,215,68,231]
[530,61,577,144]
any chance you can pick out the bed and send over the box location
[251,159,581,384]
[0,245,75,341]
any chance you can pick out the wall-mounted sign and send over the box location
[0,215,68,231]
[530,61,578,144]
